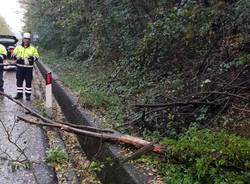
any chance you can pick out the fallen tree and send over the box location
[1,91,250,180]
[0,91,162,154]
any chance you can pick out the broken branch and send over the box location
[1,92,163,155]
[17,116,163,154]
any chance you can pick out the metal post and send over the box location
[45,72,52,117]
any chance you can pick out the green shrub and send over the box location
[79,89,112,109]
[46,146,68,165]
[139,127,250,184]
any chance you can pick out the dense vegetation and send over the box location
[22,0,250,183]
[141,127,250,183]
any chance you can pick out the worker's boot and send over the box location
[26,95,31,101]
[14,93,23,100]
[25,91,31,101]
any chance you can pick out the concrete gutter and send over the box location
[36,61,149,184]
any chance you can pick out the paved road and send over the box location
[0,71,57,184]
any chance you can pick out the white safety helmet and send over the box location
[23,32,31,39]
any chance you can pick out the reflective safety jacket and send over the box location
[0,44,7,55]
[0,44,7,65]
[14,45,39,68]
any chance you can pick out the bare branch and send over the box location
[0,118,29,163]
[17,116,163,154]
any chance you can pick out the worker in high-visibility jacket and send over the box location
[13,33,39,100]
[0,44,7,92]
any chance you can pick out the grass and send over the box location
[40,51,147,128]
[46,146,68,165]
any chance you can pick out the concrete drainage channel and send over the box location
[36,61,150,184]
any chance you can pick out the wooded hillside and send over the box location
[22,1,250,183]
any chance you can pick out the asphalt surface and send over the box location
[0,71,57,184]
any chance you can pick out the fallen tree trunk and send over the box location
[17,116,162,153]
[17,117,248,171]
[0,92,162,154]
